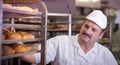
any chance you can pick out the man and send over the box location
[21,10,118,65]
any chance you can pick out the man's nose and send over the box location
[85,28,92,34]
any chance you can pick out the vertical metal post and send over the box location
[68,14,72,36]
[10,59,13,65]
[38,1,48,65]
[0,0,3,65]
[109,16,115,51]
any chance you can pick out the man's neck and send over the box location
[79,42,94,54]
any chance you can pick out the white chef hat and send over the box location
[86,10,107,29]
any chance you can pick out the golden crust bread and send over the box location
[5,31,35,40]
[5,32,22,40]
[10,44,31,53]
[18,31,35,39]
[2,45,15,56]
[2,34,5,40]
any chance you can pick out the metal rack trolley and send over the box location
[0,0,72,65]
[0,0,47,65]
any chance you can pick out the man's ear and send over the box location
[99,30,106,39]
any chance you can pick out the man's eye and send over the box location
[85,25,89,28]
[92,28,97,32]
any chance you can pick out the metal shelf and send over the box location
[3,8,42,18]
[1,0,47,65]
[2,38,41,44]
[47,13,71,17]
[48,29,68,32]
[47,13,72,36]
[0,0,72,65]
[48,22,69,24]
[2,24,41,29]
[2,50,41,60]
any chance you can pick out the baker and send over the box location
[21,10,118,65]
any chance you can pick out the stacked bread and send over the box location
[48,24,68,30]
[2,44,31,56]
[10,44,31,53]
[2,28,34,56]
[4,31,35,40]
[2,34,5,40]
[3,4,39,13]
[72,25,81,30]
[2,45,15,56]
[49,24,81,30]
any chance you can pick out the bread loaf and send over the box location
[18,32,29,39]
[2,34,5,40]
[49,24,68,30]
[2,45,15,56]
[3,4,39,13]
[6,32,22,40]
[18,31,35,39]
[27,34,35,39]
[10,44,31,53]
[3,4,13,9]
[72,25,81,30]
[56,25,68,29]
[5,31,35,40]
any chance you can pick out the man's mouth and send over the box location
[82,32,91,39]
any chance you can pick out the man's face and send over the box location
[79,20,103,44]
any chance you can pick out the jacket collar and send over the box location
[73,34,98,54]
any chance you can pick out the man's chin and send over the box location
[81,39,90,44]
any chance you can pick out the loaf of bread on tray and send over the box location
[10,44,31,53]
[2,45,15,56]
[4,31,35,40]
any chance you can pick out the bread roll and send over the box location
[27,34,35,39]
[3,4,32,12]
[48,25,55,29]
[2,34,5,40]
[18,31,35,39]
[10,44,31,53]
[2,45,15,56]
[33,8,39,13]
[18,31,28,39]
[5,31,35,40]
[72,25,81,30]
[14,6,31,12]
[3,4,39,13]
[50,25,68,29]
[3,4,13,9]
[6,32,22,40]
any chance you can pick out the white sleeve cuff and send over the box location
[35,53,41,63]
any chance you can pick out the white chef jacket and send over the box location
[35,34,118,65]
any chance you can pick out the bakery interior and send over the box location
[1,0,120,65]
